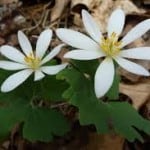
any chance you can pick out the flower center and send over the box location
[24,53,41,70]
[100,32,122,57]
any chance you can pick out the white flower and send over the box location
[0,29,67,92]
[56,9,150,98]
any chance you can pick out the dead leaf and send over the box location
[143,0,150,5]
[141,98,150,120]
[71,0,102,13]
[0,0,18,5]
[50,0,70,22]
[92,0,145,33]
[0,37,5,45]
[114,0,145,14]
[71,0,146,34]
[119,68,141,83]
[119,80,150,110]
[85,133,124,150]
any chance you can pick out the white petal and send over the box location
[56,29,100,51]
[0,45,25,63]
[0,61,28,70]
[120,47,150,60]
[64,49,105,60]
[107,9,125,37]
[41,63,68,75]
[36,29,52,59]
[94,57,114,98]
[82,10,102,43]
[1,69,33,92]
[18,31,33,56]
[34,70,45,81]
[114,57,150,76]
[121,19,150,47]
[41,44,65,65]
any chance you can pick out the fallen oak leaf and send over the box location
[119,80,150,110]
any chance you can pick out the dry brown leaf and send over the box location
[92,0,115,33]
[71,0,146,33]
[71,0,102,26]
[114,0,145,14]
[93,0,145,33]
[71,0,102,12]
[0,0,18,5]
[85,133,124,150]
[119,68,141,82]
[119,80,150,110]
[143,0,150,5]
[73,14,83,26]
[50,0,70,22]
[135,60,150,71]
[141,98,150,120]
[0,37,5,45]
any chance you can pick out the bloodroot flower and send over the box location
[56,9,150,98]
[0,29,67,92]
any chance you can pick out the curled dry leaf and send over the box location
[71,0,102,27]
[71,0,102,13]
[50,0,70,22]
[73,14,83,26]
[119,80,150,110]
[85,133,124,150]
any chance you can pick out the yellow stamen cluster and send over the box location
[100,32,122,57]
[24,53,41,70]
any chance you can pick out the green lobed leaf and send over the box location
[106,72,120,100]
[71,59,99,78]
[58,68,150,141]
[40,75,68,102]
[0,70,69,142]
[72,59,120,100]
[23,107,69,142]
[57,68,110,133]
[0,97,69,142]
[110,102,150,142]
[0,98,28,139]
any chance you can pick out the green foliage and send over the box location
[106,73,120,100]
[58,68,150,142]
[71,59,99,78]
[0,70,68,102]
[0,98,69,142]
[0,70,69,142]
[40,76,68,101]
[23,107,69,142]
[110,102,150,141]
[0,56,150,143]
[0,98,27,139]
